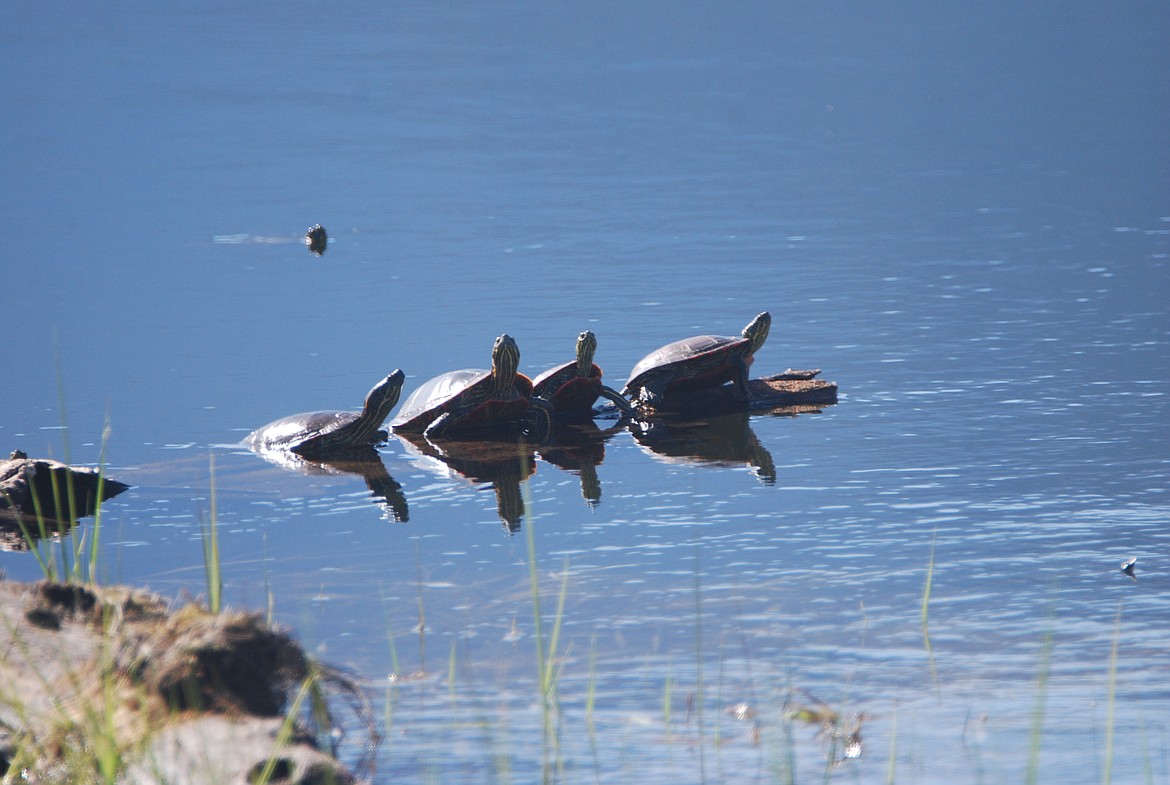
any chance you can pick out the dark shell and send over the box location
[624,334,747,393]
[245,410,361,451]
[391,369,535,433]
[533,362,604,415]
[245,370,403,454]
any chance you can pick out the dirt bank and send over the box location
[0,580,365,784]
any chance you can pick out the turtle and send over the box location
[621,311,772,409]
[245,370,405,458]
[304,224,328,255]
[532,330,636,420]
[391,334,553,439]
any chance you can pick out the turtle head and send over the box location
[364,369,407,421]
[742,311,771,355]
[491,334,520,386]
[575,330,598,376]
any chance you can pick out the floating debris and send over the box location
[785,689,867,767]
[725,702,757,722]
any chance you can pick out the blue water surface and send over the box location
[3,2,1169,782]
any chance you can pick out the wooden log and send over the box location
[0,452,129,521]
[1,453,131,550]
[635,369,838,417]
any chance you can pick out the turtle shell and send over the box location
[246,370,403,456]
[391,369,536,434]
[624,334,752,396]
[532,362,604,417]
[246,410,363,452]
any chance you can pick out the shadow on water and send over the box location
[629,411,780,486]
[395,432,538,533]
[239,391,834,532]
[244,444,409,523]
[395,397,832,529]
[537,420,626,509]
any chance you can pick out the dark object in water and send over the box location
[631,368,838,418]
[245,371,405,458]
[630,411,777,486]
[1121,557,1137,580]
[395,431,537,533]
[0,454,130,551]
[392,334,552,441]
[246,445,410,523]
[0,453,129,546]
[305,223,328,255]
[532,330,636,420]
[622,312,771,409]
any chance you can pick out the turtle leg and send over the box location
[638,377,669,409]
[289,438,321,458]
[425,412,458,439]
[598,385,638,419]
[731,356,754,401]
[522,397,554,442]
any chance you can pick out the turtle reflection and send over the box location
[245,445,409,523]
[395,432,537,533]
[629,412,777,485]
[538,420,625,508]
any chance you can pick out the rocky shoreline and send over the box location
[0,580,366,784]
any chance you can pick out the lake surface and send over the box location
[4,2,1169,782]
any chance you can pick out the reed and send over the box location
[521,446,571,783]
[584,631,598,732]
[921,529,938,685]
[199,454,222,613]
[448,639,459,708]
[252,668,319,785]
[1102,603,1122,785]
[921,528,936,629]
[662,671,674,738]
[1025,620,1055,785]
[692,547,708,780]
[885,700,898,785]
[84,421,115,584]
[10,415,115,586]
[11,498,54,580]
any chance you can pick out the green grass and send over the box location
[8,418,115,587]
[199,454,223,613]
[1025,617,1056,785]
[252,668,320,785]
[521,445,572,784]
[8,404,1166,785]
[1,422,355,784]
[1102,603,1122,785]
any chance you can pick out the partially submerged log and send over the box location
[0,452,130,551]
[635,369,838,417]
[0,580,366,785]
[0,451,129,522]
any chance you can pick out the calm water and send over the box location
[4,2,1169,782]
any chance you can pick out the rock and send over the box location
[127,716,354,785]
[0,580,363,784]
